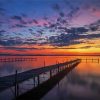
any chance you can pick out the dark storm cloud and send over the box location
[89,20,100,31]
[32,19,38,24]
[13,24,26,28]
[11,16,22,20]
[48,33,83,47]
[0,46,39,51]
[47,18,99,36]
[0,30,6,37]
[65,27,88,34]
[28,28,45,36]
[48,33,100,47]
[0,37,38,46]
[11,15,39,28]
[0,39,23,46]
[0,30,6,33]
[11,15,27,25]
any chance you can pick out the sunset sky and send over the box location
[0,0,100,55]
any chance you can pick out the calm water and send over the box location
[0,56,100,100]
[0,56,75,76]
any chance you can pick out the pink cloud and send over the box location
[93,10,100,17]
[27,19,49,27]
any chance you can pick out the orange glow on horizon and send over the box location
[0,38,100,55]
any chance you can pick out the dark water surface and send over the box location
[0,56,100,100]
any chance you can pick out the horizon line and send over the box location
[0,54,100,56]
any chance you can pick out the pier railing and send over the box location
[0,57,36,62]
[0,59,81,95]
[81,58,100,63]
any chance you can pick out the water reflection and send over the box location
[42,57,100,100]
[0,56,74,76]
[0,56,100,100]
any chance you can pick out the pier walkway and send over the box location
[0,59,81,99]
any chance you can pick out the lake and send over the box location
[0,56,100,100]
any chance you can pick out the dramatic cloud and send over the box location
[0,46,39,51]
[0,0,100,54]
[48,33,100,47]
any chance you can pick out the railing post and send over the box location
[50,70,52,78]
[56,61,58,74]
[58,62,60,72]
[15,70,19,98]
[33,76,35,87]
[37,75,40,85]
[65,64,66,69]
[15,71,17,98]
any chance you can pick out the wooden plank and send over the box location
[16,61,80,100]
[0,59,81,92]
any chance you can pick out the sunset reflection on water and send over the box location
[0,56,75,76]
[0,56,100,100]
[42,56,100,100]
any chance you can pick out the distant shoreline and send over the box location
[0,54,100,56]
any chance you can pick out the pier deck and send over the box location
[0,59,81,99]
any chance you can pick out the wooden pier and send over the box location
[0,57,36,62]
[17,60,80,100]
[81,58,100,63]
[0,59,81,99]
